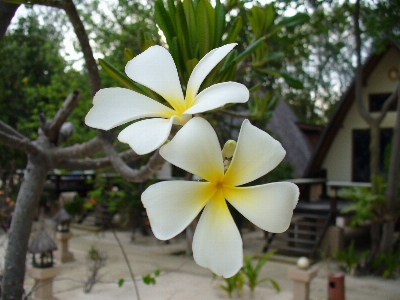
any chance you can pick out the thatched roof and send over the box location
[52,208,71,223]
[29,230,57,254]
[267,98,313,177]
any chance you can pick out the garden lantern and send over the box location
[29,229,57,268]
[53,208,71,232]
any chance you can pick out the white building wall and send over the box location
[322,47,399,182]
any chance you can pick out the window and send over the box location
[352,128,393,182]
[369,93,397,112]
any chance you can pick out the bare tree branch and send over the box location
[61,0,102,95]
[0,1,20,39]
[0,130,39,154]
[40,90,81,143]
[56,149,140,170]
[101,140,165,183]
[0,120,27,139]
[51,136,102,161]
[354,0,374,125]
[376,85,399,124]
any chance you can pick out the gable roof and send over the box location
[304,45,399,178]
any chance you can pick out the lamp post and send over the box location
[53,208,74,263]
[28,229,59,300]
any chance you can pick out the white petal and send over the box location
[85,88,175,130]
[160,117,224,183]
[186,44,236,107]
[118,117,174,155]
[183,82,249,115]
[125,46,185,112]
[192,191,243,278]
[223,182,299,233]
[223,120,286,186]
[142,181,216,240]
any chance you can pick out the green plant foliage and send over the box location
[64,194,84,218]
[142,269,161,285]
[340,177,386,227]
[372,246,400,279]
[219,271,244,298]
[335,240,370,275]
[242,250,280,293]
[100,0,308,124]
[218,249,279,298]
[118,278,125,287]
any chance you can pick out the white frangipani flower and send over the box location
[142,117,299,277]
[85,44,249,155]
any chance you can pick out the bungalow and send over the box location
[305,45,399,187]
[264,45,399,257]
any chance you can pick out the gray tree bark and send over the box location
[2,155,49,300]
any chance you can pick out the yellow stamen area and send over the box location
[209,180,230,205]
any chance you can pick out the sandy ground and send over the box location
[1,223,400,300]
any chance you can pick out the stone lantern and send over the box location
[29,230,57,268]
[53,208,74,263]
[28,229,60,300]
[53,208,71,232]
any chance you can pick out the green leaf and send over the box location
[224,16,242,44]
[186,58,199,77]
[263,4,276,32]
[233,36,265,64]
[259,68,304,89]
[269,279,280,292]
[154,269,161,276]
[251,52,284,67]
[118,278,125,287]
[123,48,135,61]
[196,0,215,57]
[142,274,156,285]
[155,0,176,46]
[279,72,304,89]
[277,12,310,28]
[183,0,198,56]
[214,0,226,47]
[175,0,191,62]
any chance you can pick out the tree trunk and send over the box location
[1,155,49,300]
[369,122,381,193]
[380,90,400,254]
[380,220,395,254]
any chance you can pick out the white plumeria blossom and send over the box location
[142,117,299,277]
[85,43,249,155]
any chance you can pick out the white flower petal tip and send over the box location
[184,82,249,115]
[84,87,174,131]
[186,43,237,102]
[118,117,176,155]
[192,194,243,278]
[224,119,286,186]
[224,182,300,233]
[125,45,184,110]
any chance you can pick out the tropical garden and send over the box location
[0,0,399,299]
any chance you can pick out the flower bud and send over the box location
[222,140,237,159]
